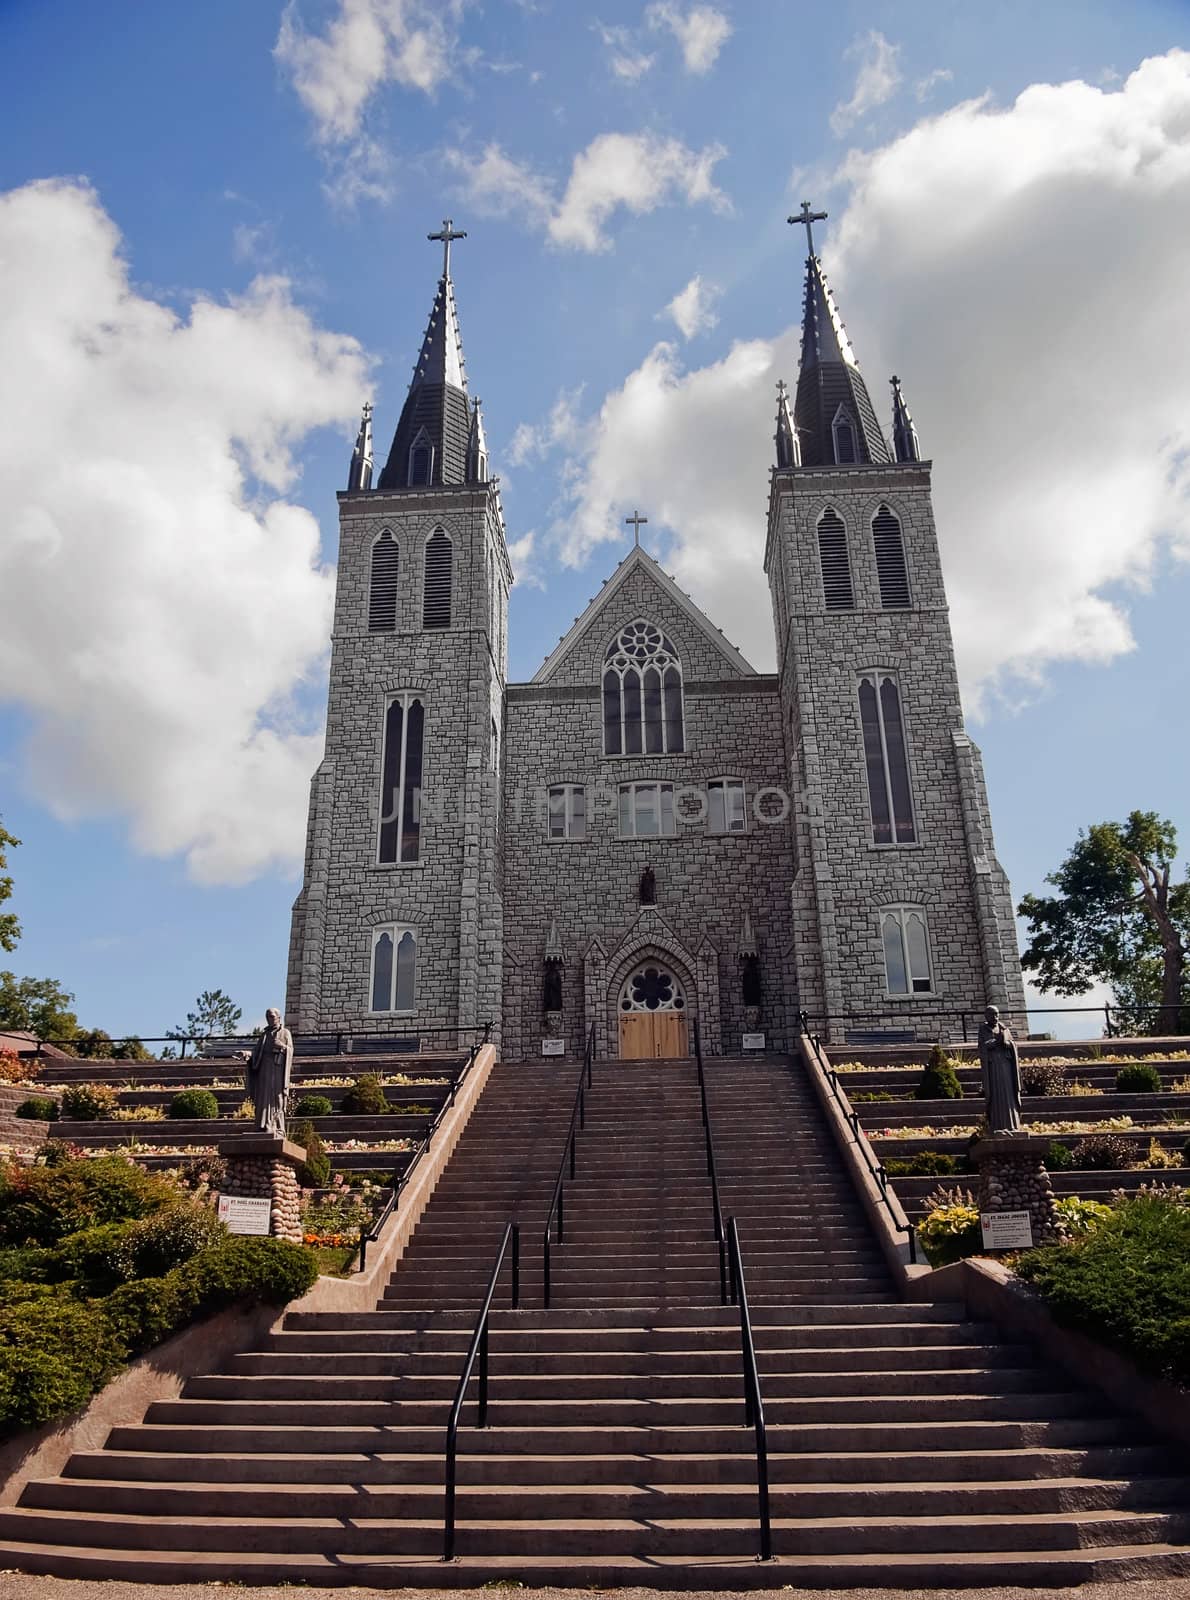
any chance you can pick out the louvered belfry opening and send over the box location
[422,529,453,628]
[873,504,911,609]
[817,508,854,610]
[368,531,399,632]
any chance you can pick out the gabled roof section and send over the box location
[530,546,756,685]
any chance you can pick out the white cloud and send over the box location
[275,0,458,142]
[507,530,545,590]
[447,131,728,252]
[0,179,370,884]
[507,387,585,466]
[830,30,902,136]
[914,67,953,103]
[662,274,720,339]
[594,22,655,83]
[646,2,731,75]
[546,51,1190,707]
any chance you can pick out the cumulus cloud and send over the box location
[646,2,732,74]
[0,179,369,884]
[662,274,720,339]
[275,0,458,142]
[830,30,902,136]
[507,530,545,590]
[546,51,1190,705]
[507,387,585,466]
[447,131,728,251]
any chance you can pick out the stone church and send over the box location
[286,215,1026,1058]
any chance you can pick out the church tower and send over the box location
[287,222,511,1042]
[767,205,1025,1037]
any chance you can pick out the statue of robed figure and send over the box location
[978,1004,1022,1135]
[246,1007,294,1139]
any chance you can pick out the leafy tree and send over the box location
[1018,811,1190,1036]
[0,972,80,1042]
[0,818,19,954]
[168,988,243,1043]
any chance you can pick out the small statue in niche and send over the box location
[246,1007,293,1140]
[978,1004,1023,1135]
[542,962,563,1014]
[639,865,656,905]
[741,954,762,1009]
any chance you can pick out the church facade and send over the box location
[285,219,1026,1057]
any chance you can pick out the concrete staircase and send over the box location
[1,1054,1188,1586]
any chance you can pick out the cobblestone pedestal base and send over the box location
[218,1136,306,1245]
[969,1133,1065,1248]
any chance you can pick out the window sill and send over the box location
[868,841,923,851]
[371,861,425,870]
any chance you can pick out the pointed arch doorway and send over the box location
[617,963,689,1060]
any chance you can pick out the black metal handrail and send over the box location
[796,1002,1190,1044]
[443,1220,520,1562]
[726,1217,772,1562]
[541,1023,596,1309]
[358,1031,490,1272]
[34,1022,493,1061]
[802,1030,918,1265]
[692,1020,728,1305]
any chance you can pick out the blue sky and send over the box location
[1,0,1188,1041]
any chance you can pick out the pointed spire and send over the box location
[544,916,564,964]
[347,400,373,492]
[774,379,800,469]
[738,912,758,959]
[890,374,921,463]
[466,396,489,483]
[786,205,891,470]
[377,222,477,491]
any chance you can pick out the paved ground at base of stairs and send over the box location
[5,1581,1190,1600]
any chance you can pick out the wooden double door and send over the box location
[618,1010,689,1060]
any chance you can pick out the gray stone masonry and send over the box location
[218,1136,306,1245]
[969,1134,1065,1248]
[766,460,1026,1039]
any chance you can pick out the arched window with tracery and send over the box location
[602,620,684,755]
[368,530,398,632]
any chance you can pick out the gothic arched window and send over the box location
[603,620,684,755]
[370,927,417,1012]
[832,405,858,465]
[422,529,452,629]
[368,530,398,632]
[881,906,932,995]
[408,429,433,487]
[872,504,910,609]
[817,507,854,610]
[858,671,915,844]
[378,692,425,863]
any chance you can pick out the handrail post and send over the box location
[511,1223,520,1307]
[477,1322,489,1427]
[727,1218,772,1561]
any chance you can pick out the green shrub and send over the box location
[59,1083,120,1121]
[0,1246,53,1284]
[1115,1062,1164,1095]
[125,1202,225,1279]
[290,1119,331,1188]
[33,1140,74,1168]
[914,1044,963,1101]
[850,1090,894,1104]
[339,1075,390,1115]
[1077,1132,1141,1171]
[1045,1140,1075,1171]
[0,1300,126,1436]
[0,1156,178,1247]
[883,1150,958,1178]
[1016,1194,1190,1383]
[1054,1196,1114,1236]
[103,1274,198,1356]
[917,1186,981,1266]
[184,1235,318,1309]
[49,1221,137,1295]
[16,1097,58,1121]
[294,1094,334,1118]
[168,1088,220,1120]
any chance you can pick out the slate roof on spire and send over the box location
[347,400,373,492]
[466,396,489,483]
[774,379,800,469]
[793,253,891,469]
[377,266,473,490]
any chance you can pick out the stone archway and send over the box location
[615,959,691,1059]
[603,924,701,1061]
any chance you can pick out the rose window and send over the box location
[619,965,686,1013]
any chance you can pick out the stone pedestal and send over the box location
[968,1134,1065,1248]
[218,1136,306,1245]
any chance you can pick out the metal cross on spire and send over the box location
[787,200,828,258]
[625,510,648,548]
[427,218,467,278]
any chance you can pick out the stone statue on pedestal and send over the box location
[978,1004,1022,1135]
[640,865,656,905]
[246,1007,294,1139]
